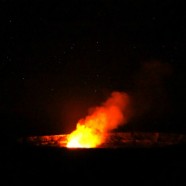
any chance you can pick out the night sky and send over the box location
[1,0,186,140]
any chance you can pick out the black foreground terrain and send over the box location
[0,141,185,186]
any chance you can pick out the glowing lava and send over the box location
[66,92,130,148]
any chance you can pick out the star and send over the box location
[96,74,100,78]
[94,89,97,93]
[152,16,156,21]
[132,46,137,49]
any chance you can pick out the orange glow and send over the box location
[66,92,130,148]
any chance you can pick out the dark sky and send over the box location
[1,0,186,138]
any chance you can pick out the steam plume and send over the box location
[67,91,130,148]
[130,60,172,126]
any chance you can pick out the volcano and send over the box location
[23,132,186,148]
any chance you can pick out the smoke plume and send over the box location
[130,60,172,126]
[67,91,130,148]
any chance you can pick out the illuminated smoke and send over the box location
[130,60,172,130]
[66,91,130,148]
